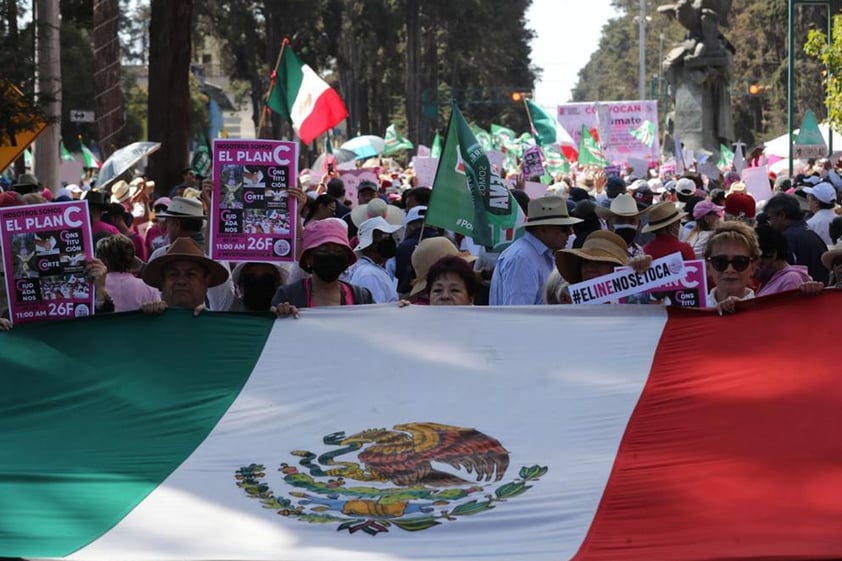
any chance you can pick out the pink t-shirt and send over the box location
[105,272,161,312]
[91,220,120,236]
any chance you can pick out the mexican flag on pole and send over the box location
[4,294,842,560]
[526,100,559,146]
[383,124,414,156]
[266,40,348,144]
[80,141,101,168]
[577,124,608,167]
[426,103,525,248]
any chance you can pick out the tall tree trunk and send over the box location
[33,0,60,191]
[420,13,439,145]
[6,0,26,176]
[92,0,123,159]
[147,0,192,196]
[405,0,421,147]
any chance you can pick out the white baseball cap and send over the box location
[804,182,837,204]
[354,216,402,251]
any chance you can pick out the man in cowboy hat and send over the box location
[642,201,696,261]
[490,196,582,305]
[10,172,42,195]
[148,197,208,260]
[595,193,650,257]
[148,196,235,310]
[141,237,229,315]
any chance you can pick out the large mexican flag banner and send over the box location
[2,293,842,560]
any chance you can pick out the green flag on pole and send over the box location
[577,125,608,167]
[490,124,517,152]
[629,120,657,148]
[470,124,493,152]
[431,133,442,158]
[526,100,558,146]
[60,140,75,161]
[717,143,734,169]
[426,104,525,248]
[191,137,211,177]
[542,144,570,175]
[383,124,414,156]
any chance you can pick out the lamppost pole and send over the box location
[639,0,646,100]
[788,0,836,179]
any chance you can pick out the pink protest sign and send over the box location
[523,181,548,200]
[521,145,545,177]
[339,168,380,207]
[0,201,95,324]
[558,100,660,166]
[210,139,299,261]
[413,157,439,187]
[618,259,708,307]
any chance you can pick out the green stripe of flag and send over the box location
[0,310,275,557]
[267,47,305,121]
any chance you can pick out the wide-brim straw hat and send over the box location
[524,196,582,228]
[155,196,207,220]
[821,240,842,271]
[641,201,687,233]
[142,237,229,289]
[409,237,477,297]
[555,230,629,284]
[350,198,404,227]
[110,179,141,204]
[594,193,648,219]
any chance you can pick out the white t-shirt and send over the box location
[706,287,755,307]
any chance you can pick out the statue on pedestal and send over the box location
[658,0,735,163]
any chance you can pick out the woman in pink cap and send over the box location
[271,218,373,317]
[686,199,724,258]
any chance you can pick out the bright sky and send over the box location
[527,0,621,107]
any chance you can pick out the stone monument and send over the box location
[658,0,735,162]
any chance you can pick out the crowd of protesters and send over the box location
[1,153,841,331]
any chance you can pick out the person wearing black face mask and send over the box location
[271,218,373,318]
[229,262,287,311]
[346,216,402,303]
[595,193,649,258]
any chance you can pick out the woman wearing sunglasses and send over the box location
[704,222,761,313]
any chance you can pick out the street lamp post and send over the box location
[639,0,646,100]
[788,0,837,178]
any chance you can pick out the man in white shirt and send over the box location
[346,216,401,303]
[804,182,838,246]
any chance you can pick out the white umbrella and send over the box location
[341,135,386,159]
[97,141,162,189]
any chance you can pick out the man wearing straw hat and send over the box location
[641,201,696,261]
[141,237,229,315]
[489,196,582,305]
[595,193,650,258]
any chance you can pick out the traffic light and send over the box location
[747,84,767,96]
[511,91,523,102]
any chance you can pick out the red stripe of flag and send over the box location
[573,290,842,561]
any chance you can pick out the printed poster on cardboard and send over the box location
[210,139,299,262]
[0,201,95,324]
